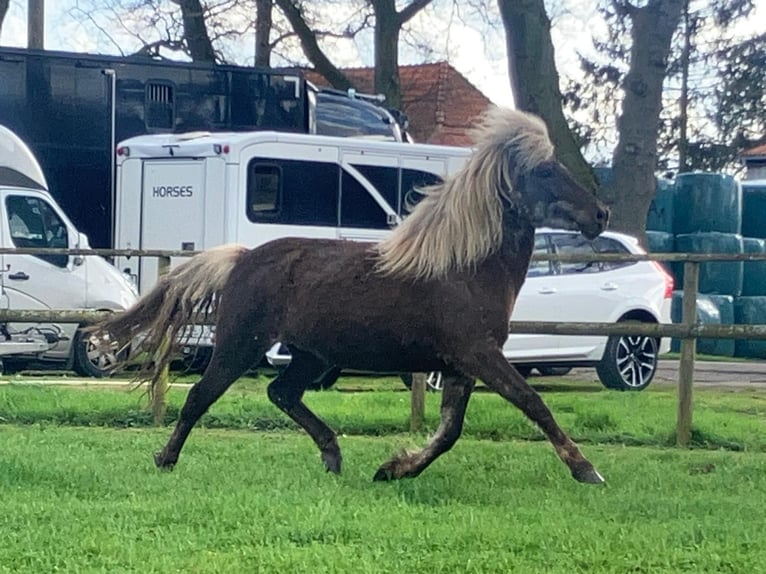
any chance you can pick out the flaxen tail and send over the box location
[91,244,249,385]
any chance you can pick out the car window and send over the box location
[527,234,553,277]
[550,233,600,274]
[592,236,633,271]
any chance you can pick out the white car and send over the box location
[267,228,673,391]
[501,228,672,391]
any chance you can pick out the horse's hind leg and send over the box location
[374,374,474,481]
[266,349,343,474]
[459,343,604,484]
[154,333,267,469]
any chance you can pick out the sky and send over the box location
[0,0,542,108]
[1,1,763,116]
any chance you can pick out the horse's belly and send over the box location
[291,328,447,374]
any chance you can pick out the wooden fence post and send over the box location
[410,373,426,432]
[676,261,699,447]
[151,255,172,426]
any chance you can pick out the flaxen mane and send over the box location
[375,108,554,280]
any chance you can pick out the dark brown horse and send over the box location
[98,108,609,483]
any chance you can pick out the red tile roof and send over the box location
[743,144,766,158]
[305,62,495,146]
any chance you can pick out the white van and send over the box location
[114,130,472,294]
[0,125,138,376]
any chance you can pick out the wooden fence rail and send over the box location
[3,248,764,445]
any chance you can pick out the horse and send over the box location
[96,107,609,484]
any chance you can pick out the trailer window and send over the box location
[247,159,339,226]
[400,168,443,214]
[248,164,281,217]
[340,170,389,229]
[145,82,175,130]
[350,164,399,214]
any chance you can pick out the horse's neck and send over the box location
[474,212,535,314]
[498,210,536,277]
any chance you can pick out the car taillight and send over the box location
[651,261,674,298]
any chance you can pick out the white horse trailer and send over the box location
[114,131,472,294]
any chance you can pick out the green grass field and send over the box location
[1,376,766,572]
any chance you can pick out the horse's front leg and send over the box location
[155,336,267,469]
[267,350,343,474]
[374,374,474,481]
[459,342,604,484]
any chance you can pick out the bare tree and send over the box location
[274,0,434,108]
[502,0,685,242]
[171,0,217,61]
[498,0,597,193]
[0,0,9,39]
[254,0,273,66]
[274,0,354,91]
[604,0,685,241]
[370,0,434,109]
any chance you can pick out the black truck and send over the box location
[0,47,406,248]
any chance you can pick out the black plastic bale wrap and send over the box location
[645,231,677,288]
[673,173,741,234]
[670,292,734,356]
[742,237,766,296]
[646,230,674,254]
[646,178,675,232]
[734,296,766,358]
[741,183,766,239]
[701,294,735,356]
[674,232,744,296]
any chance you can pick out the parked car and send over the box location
[267,228,673,392]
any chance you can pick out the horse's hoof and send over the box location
[373,467,395,481]
[573,466,605,484]
[154,451,176,471]
[321,451,342,474]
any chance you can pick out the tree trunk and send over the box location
[176,0,216,61]
[254,0,273,68]
[498,0,597,193]
[606,0,684,244]
[0,0,11,40]
[372,0,402,109]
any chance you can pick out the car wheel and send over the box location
[400,371,444,392]
[537,366,572,377]
[596,331,658,391]
[72,328,129,378]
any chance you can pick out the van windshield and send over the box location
[6,195,69,267]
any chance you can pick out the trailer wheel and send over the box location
[73,328,129,378]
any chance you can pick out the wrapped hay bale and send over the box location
[670,292,728,354]
[674,232,743,296]
[741,183,766,239]
[734,296,766,358]
[741,237,766,296]
[646,230,674,254]
[647,178,675,232]
[699,294,735,357]
[673,172,741,234]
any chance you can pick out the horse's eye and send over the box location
[534,164,554,178]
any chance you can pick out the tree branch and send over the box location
[273,0,354,91]
[398,0,434,25]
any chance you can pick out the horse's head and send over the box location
[514,160,609,240]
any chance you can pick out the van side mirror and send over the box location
[72,232,90,267]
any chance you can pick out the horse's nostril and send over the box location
[596,208,609,223]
